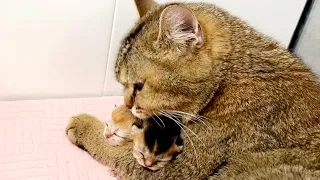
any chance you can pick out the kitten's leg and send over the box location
[208,148,320,180]
[66,114,228,180]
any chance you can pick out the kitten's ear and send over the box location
[131,125,139,132]
[131,125,144,137]
[158,5,204,48]
[134,0,159,17]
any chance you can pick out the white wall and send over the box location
[0,0,307,100]
[0,0,116,100]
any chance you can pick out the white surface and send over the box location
[103,0,307,96]
[295,0,320,77]
[0,0,307,100]
[0,0,116,100]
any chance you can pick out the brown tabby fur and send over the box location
[66,1,320,179]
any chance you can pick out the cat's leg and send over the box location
[208,148,320,180]
[66,114,228,180]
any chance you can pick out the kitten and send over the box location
[104,104,183,170]
[131,115,183,171]
[104,104,136,146]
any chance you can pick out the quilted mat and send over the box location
[0,96,124,180]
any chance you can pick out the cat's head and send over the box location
[104,104,136,146]
[115,0,229,119]
[131,115,183,171]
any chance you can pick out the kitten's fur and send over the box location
[104,104,183,170]
[66,0,320,179]
[132,114,183,171]
[104,104,136,146]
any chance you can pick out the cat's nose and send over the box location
[144,160,153,167]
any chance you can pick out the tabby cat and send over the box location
[66,0,320,179]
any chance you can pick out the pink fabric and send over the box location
[0,96,124,180]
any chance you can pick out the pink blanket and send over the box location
[0,96,124,180]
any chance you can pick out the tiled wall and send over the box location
[0,0,307,100]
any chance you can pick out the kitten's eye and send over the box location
[134,83,144,91]
[157,158,170,162]
[114,132,126,139]
[139,151,145,158]
[105,121,108,127]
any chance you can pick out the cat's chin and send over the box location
[131,106,150,120]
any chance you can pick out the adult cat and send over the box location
[66,0,320,179]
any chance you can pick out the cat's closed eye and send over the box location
[134,83,144,91]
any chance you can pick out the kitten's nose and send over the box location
[104,133,113,139]
[144,160,153,167]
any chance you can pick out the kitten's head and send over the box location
[115,0,229,119]
[104,104,137,146]
[131,115,183,171]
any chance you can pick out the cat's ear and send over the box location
[158,5,204,48]
[134,0,159,17]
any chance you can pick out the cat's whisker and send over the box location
[164,111,210,132]
[161,111,206,148]
[166,110,211,128]
[167,112,202,126]
[151,116,164,129]
[161,112,199,166]
[172,111,210,125]
[170,110,210,122]
[166,110,207,123]
[153,112,166,129]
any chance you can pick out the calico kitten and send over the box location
[131,115,183,171]
[104,104,183,170]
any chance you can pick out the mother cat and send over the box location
[66,0,320,179]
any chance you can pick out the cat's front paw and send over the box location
[66,113,104,150]
[66,120,78,145]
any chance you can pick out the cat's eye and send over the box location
[134,83,144,91]
[105,121,108,126]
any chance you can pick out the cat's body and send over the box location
[104,104,183,170]
[66,1,320,179]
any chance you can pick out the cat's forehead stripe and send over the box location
[115,20,146,80]
[114,4,174,80]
